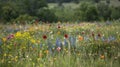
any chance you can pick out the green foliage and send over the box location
[0,2,19,22]
[97,3,111,20]
[111,6,120,20]
[0,0,120,23]
[52,6,75,21]
[36,8,57,22]
[75,2,99,21]
[0,0,58,23]
[21,0,47,16]
[14,14,38,23]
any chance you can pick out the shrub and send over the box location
[74,2,99,21]
[36,8,57,22]
[97,3,111,20]
[111,6,120,20]
[0,2,19,22]
[14,14,38,24]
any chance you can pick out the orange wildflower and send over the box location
[78,35,83,41]
[45,50,49,54]
[100,55,105,59]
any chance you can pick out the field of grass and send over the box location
[0,21,120,67]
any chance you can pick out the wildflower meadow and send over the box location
[0,21,120,67]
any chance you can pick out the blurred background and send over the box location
[0,0,120,23]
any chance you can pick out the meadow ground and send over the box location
[0,21,120,67]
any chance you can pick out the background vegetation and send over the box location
[0,0,120,23]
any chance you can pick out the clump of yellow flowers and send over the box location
[14,31,36,44]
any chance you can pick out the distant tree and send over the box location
[86,5,98,21]
[56,0,64,6]
[106,0,110,5]
[111,6,120,20]
[75,2,98,21]
[73,0,80,4]
[21,0,47,16]
[0,2,19,22]
[36,8,57,22]
[97,3,111,20]
[94,0,100,3]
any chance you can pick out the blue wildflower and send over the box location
[69,36,76,47]
[56,38,62,47]
[64,39,68,47]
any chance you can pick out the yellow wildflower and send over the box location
[31,39,36,44]
[15,32,22,37]
[2,38,6,42]
[57,31,61,35]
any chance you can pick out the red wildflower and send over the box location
[64,34,68,39]
[43,35,47,40]
[7,34,14,40]
[82,31,85,34]
[92,32,95,37]
[58,25,61,29]
[98,33,101,37]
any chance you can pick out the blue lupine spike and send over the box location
[56,38,62,47]
[111,36,115,41]
[64,39,68,47]
[56,38,59,47]
[59,41,62,47]
[108,38,110,42]
[109,36,115,41]
[69,36,76,47]
[47,39,52,48]
[101,37,105,41]
[95,36,98,40]
[40,44,42,48]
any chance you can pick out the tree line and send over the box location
[0,0,57,23]
[0,0,120,23]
